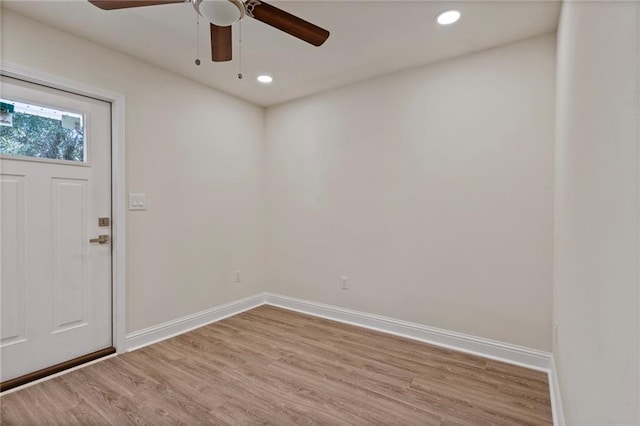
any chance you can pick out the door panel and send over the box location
[0,76,112,382]
[0,174,26,346]
[52,178,88,331]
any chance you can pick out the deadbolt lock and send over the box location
[89,235,110,244]
[98,217,110,227]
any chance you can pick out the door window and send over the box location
[0,99,86,162]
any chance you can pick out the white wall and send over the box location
[554,1,640,424]
[1,10,266,333]
[265,34,556,351]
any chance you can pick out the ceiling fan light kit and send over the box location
[194,0,244,27]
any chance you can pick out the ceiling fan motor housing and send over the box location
[193,0,245,26]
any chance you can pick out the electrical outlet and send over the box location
[341,276,348,290]
[234,270,241,283]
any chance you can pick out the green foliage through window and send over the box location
[0,111,85,162]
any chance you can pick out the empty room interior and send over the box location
[0,0,639,424]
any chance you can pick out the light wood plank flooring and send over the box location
[0,305,552,425]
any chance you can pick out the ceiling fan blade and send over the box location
[211,24,233,62]
[88,0,185,10]
[245,1,329,47]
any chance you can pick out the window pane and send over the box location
[0,99,85,162]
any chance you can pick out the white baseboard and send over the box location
[549,355,565,426]
[125,293,267,351]
[264,293,553,372]
[126,291,553,370]
[124,292,561,425]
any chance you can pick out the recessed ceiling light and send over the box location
[257,75,273,84]
[436,10,461,25]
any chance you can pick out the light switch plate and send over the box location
[128,193,147,211]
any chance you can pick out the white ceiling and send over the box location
[2,1,560,106]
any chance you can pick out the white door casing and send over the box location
[1,76,112,381]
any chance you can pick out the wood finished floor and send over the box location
[0,306,552,425]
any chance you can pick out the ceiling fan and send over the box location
[88,0,330,62]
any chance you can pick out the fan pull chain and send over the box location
[194,14,201,66]
[238,20,243,79]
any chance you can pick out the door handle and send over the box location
[89,234,110,244]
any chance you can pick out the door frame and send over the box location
[1,62,127,353]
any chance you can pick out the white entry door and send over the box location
[1,76,112,382]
